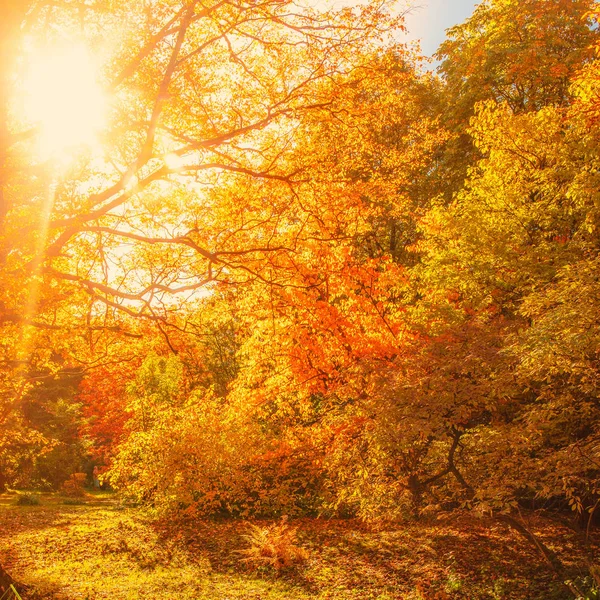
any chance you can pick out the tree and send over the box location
[103,41,445,517]
[438,0,597,121]
[434,0,598,200]
[413,43,600,516]
[0,0,400,488]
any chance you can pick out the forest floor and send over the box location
[0,491,595,600]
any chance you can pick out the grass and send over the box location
[0,491,595,599]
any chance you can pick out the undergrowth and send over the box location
[239,518,309,571]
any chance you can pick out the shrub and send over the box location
[239,518,308,571]
[61,472,87,497]
[566,570,600,600]
[62,498,87,505]
[16,493,41,506]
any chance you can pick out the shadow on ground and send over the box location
[0,494,595,599]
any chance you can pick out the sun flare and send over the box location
[22,43,107,160]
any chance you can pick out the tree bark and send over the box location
[495,513,582,598]
[0,562,17,596]
[0,562,39,599]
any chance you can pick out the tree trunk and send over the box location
[0,562,17,595]
[0,562,38,599]
[495,513,582,598]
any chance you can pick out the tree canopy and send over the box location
[1,1,600,560]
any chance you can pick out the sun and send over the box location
[22,42,107,160]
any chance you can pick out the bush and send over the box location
[239,518,308,571]
[62,498,87,505]
[566,568,600,599]
[16,493,41,506]
[61,472,87,497]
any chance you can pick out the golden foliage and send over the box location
[238,519,309,571]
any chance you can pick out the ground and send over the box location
[0,491,595,599]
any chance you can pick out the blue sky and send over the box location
[309,0,480,58]
[403,0,480,56]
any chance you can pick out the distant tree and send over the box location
[434,0,598,200]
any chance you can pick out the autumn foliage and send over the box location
[0,0,599,573]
